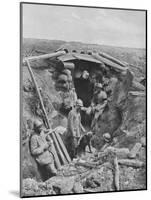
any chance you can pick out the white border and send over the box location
[0,0,150,199]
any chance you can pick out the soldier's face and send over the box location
[95,87,101,93]
[76,105,81,111]
[37,126,43,133]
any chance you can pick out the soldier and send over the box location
[30,120,57,178]
[82,70,89,80]
[69,87,78,109]
[59,86,77,113]
[100,133,112,151]
[104,76,118,102]
[66,99,86,159]
[91,83,108,130]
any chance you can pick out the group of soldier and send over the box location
[30,68,117,179]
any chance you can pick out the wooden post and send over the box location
[51,131,68,165]
[26,59,50,128]
[113,156,120,191]
[23,51,66,63]
[55,132,71,163]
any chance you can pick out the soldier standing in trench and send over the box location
[66,99,86,159]
[90,83,108,131]
[30,120,57,178]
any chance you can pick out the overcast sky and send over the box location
[22,4,146,48]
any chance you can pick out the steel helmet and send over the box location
[62,69,72,76]
[76,99,83,107]
[103,133,111,142]
[95,83,103,89]
[121,69,127,76]
[58,74,68,82]
[34,120,43,128]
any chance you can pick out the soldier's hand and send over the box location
[48,139,53,146]
[43,143,49,150]
[86,107,92,115]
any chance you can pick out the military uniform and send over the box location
[69,89,77,108]
[30,130,57,175]
[67,108,83,159]
[104,77,118,102]
[91,87,108,131]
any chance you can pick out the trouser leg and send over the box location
[45,162,57,177]
[73,137,79,158]
[66,136,74,159]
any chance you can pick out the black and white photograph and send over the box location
[20,2,147,197]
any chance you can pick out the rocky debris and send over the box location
[22,142,146,196]
[73,182,84,193]
[119,166,146,190]
[46,176,75,194]
[22,178,55,196]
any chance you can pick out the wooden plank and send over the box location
[118,159,144,168]
[132,80,145,91]
[55,132,71,163]
[129,91,145,97]
[99,52,127,67]
[92,53,127,72]
[113,156,120,191]
[51,131,68,165]
[46,133,61,169]
[23,51,66,63]
[128,143,142,158]
[26,59,50,128]
[49,141,61,169]
[73,53,101,64]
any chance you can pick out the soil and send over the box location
[21,39,146,197]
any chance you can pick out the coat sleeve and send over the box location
[68,111,75,136]
[30,135,44,155]
[79,114,85,132]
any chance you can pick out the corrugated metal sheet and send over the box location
[92,53,126,71]
[73,53,102,64]
[99,52,127,67]
[58,52,128,71]
[58,53,76,62]
[58,53,102,64]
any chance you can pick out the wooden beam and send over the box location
[99,52,128,67]
[23,51,66,63]
[26,59,50,128]
[51,131,68,165]
[113,156,120,191]
[92,53,128,72]
[118,159,144,168]
[55,132,71,163]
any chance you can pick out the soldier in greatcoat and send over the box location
[30,120,57,177]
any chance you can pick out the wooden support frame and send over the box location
[25,57,71,169]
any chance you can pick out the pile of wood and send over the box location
[74,145,145,191]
